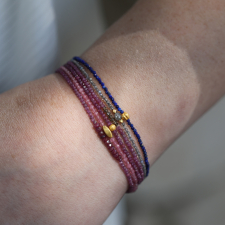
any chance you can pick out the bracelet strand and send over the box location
[73,56,150,176]
[57,66,138,192]
[56,57,150,192]
[72,59,146,178]
[66,61,144,182]
[64,63,143,184]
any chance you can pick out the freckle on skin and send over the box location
[15,95,31,109]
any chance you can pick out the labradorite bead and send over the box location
[114,112,122,121]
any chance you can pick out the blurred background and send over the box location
[1,0,225,224]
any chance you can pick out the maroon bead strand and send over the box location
[67,62,144,182]
[57,66,137,192]
[94,123,137,193]
[117,125,145,180]
[56,68,97,125]
[113,128,143,184]
[67,62,111,125]
[66,62,140,185]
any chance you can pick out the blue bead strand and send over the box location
[74,56,150,176]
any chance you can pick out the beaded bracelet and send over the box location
[56,57,150,193]
[72,60,147,177]
[66,61,144,183]
[57,66,138,192]
[74,57,150,176]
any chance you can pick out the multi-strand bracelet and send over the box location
[56,57,150,193]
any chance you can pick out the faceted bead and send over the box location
[100,134,106,139]
[114,112,122,121]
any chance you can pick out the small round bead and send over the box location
[114,112,122,121]
[122,112,129,120]
[109,124,116,131]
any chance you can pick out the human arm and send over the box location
[1,0,225,224]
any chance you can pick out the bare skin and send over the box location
[0,0,225,224]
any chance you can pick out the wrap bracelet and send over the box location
[74,57,150,176]
[66,61,145,180]
[57,66,138,192]
[64,63,141,184]
[56,57,150,193]
[72,60,147,178]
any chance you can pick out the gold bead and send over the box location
[122,112,129,120]
[113,109,117,114]
[103,125,112,138]
[109,124,116,131]
[119,119,124,123]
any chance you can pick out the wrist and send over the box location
[81,0,225,164]
[81,36,199,164]
[0,74,127,224]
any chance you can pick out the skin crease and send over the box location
[0,0,225,224]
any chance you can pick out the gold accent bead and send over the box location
[109,124,116,131]
[119,119,124,123]
[113,109,117,114]
[103,125,112,138]
[122,112,129,120]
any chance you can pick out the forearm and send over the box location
[82,0,225,162]
[1,0,225,224]
[0,74,127,224]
